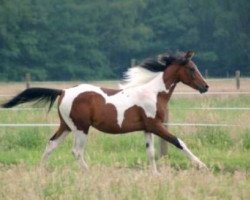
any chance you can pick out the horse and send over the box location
[2,51,209,173]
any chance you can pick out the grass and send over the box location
[0,80,250,199]
[1,165,249,200]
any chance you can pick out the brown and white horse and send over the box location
[2,51,209,172]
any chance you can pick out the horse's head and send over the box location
[162,51,209,93]
[177,51,209,93]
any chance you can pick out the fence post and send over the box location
[25,73,31,89]
[205,69,208,79]
[159,105,169,156]
[131,59,136,67]
[235,70,240,90]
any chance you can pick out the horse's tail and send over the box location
[1,87,62,111]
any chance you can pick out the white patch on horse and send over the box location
[59,69,169,129]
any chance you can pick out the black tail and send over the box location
[1,87,62,111]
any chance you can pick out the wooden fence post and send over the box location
[131,59,136,67]
[25,73,31,89]
[205,69,208,79]
[235,70,240,90]
[159,104,169,156]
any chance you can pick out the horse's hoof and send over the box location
[197,162,209,171]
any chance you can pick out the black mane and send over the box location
[139,53,185,72]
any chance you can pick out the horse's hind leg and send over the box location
[72,130,89,170]
[144,132,158,174]
[42,124,70,163]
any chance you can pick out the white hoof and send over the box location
[196,161,208,170]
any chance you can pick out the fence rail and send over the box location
[0,123,59,127]
[0,122,245,128]
[173,91,250,95]
[1,91,250,98]
[1,107,250,111]
[165,123,240,127]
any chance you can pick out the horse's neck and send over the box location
[142,72,177,104]
[123,72,177,105]
[141,72,176,94]
[141,72,166,93]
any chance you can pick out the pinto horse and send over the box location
[2,51,209,172]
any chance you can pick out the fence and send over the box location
[0,93,249,129]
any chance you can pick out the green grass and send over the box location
[0,96,250,171]
[1,126,249,172]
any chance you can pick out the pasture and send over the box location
[0,79,250,200]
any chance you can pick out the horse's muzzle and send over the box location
[199,84,209,93]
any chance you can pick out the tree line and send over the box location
[0,0,249,81]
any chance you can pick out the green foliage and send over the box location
[196,128,233,149]
[0,128,44,150]
[0,0,249,80]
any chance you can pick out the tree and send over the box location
[0,0,249,80]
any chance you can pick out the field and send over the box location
[0,79,250,200]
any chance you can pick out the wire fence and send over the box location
[0,91,250,128]
[173,91,250,95]
[0,123,59,127]
[0,122,242,128]
[1,107,250,111]
[1,91,250,98]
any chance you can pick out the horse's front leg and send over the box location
[150,122,208,170]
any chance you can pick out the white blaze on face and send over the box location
[59,72,168,129]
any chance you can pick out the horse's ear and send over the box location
[185,51,195,60]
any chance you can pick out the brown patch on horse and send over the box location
[100,88,121,96]
[155,85,176,122]
[69,91,123,133]
[121,105,146,132]
[69,92,93,133]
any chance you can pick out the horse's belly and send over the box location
[92,122,144,134]
[91,105,145,134]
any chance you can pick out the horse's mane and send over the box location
[120,53,184,89]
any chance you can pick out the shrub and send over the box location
[196,128,233,149]
[1,128,44,150]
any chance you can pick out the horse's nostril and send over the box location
[199,84,209,93]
